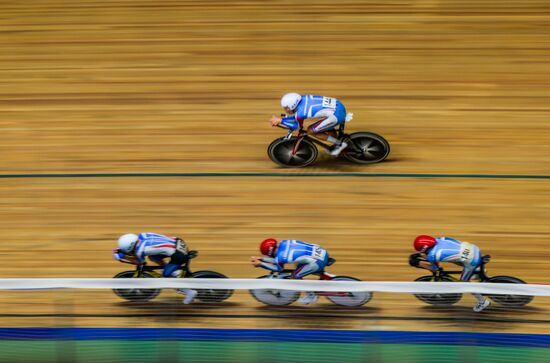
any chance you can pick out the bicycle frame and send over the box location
[414,255,491,282]
[119,250,199,278]
[266,269,351,297]
[277,123,359,156]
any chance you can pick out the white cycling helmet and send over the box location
[118,233,139,253]
[281,92,302,111]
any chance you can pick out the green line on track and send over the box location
[0,341,548,363]
[0,173,549,180]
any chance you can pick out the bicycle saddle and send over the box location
[327,257,336,266]
[188,250,198,259]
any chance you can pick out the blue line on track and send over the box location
[0,328,548,347]
[0,173,549,180]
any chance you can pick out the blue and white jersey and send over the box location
[116,232,177,264]
[276,239,327,264]
[426,237,480,270]
[281,95,346,129]
[259,240,329,273]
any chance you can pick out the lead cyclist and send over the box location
[250,238,331,305]
[410,235,491,312]
[269,93,353,157]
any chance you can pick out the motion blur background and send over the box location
[1,0,549,362]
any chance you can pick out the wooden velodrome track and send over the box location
[1,1,549,334]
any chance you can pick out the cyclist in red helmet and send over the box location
[410,235,490,312]
[250,238,330,305]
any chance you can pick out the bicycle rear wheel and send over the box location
[190,271,234,303]
[324,276,372,307]
[343,132,390,164]
[485,276,534,307]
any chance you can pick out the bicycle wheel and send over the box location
[268,137,318,168]
[190,271,234,303]
[324,276,373,307]
[112,271,161,302]
[485,276,534,307]
[344,132,390,164]
[249,275,300,306]
[413,275,463,306]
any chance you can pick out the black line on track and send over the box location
[0,173,550,180]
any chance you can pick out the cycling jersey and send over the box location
[426,237,482,280]
[115,232,177,264]
[259,239,329,277]
[281,95,347,130]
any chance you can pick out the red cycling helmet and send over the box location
[414,235,437,253]
[260,238,278,257]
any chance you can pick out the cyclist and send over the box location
[410,235,490,312]
[250,238,330,305]
[269,93,353,157]
[113,232,197,304]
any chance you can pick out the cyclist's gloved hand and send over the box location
[408,253,421,267]
[112,249,123,261]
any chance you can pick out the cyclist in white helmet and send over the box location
[113,232,197,304]
[270,93,351,156]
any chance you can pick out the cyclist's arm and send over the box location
[113,250,140,264]
[419,261,437,270]
[260,257,276,263]
[259,260,284,272]
[410,253,439,271]
[280,116,299,129]
[427,259,440,271]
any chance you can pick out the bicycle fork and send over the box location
[291,136,305,156]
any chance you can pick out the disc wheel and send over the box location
[344,132,390,164]
[485,276,534,307]
[324,276,373,307]
[249,275,300,306]
[268,137,318,168]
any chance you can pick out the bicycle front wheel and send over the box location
[413,275,462,306]
[268,138,318,168]
[249,275,300,306]
[112,271,161,302]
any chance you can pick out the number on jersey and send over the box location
[313,246,326,260]
[322,97,336,109]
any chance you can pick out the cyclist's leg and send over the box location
[460,246,488,310]
[162,251,196,304]
[292,256,325,279]
[293,256,327,304]
[162,250,188,277]
[307,110,339,143]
